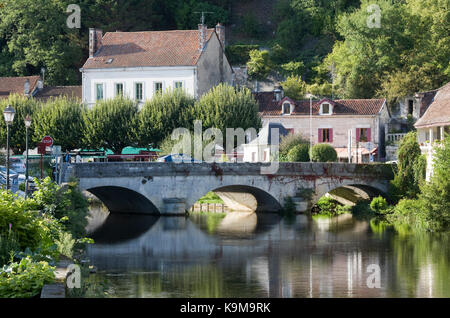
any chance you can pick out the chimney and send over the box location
[198,24,207,52]
[274,84,284,102]
[24,79,30,96]
[215,23,225,47]
[89,28,103,58]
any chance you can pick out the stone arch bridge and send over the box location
[61,162,394,215]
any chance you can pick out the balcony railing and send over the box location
[386,133,408,143]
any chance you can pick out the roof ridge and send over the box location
[104,28,214,35]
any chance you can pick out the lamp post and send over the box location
[3,105,15,191]
[24,115,31,197]
[308,94,317,162]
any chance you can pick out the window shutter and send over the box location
[329,129,333,143]
[356,128,360,142]
[318,129,322,143]
[367,128,371,142]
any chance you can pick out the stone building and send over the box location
[254,87,390,162]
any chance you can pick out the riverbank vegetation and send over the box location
[0,178,90,297]
[365,132,449,232]
[0,84,260,155]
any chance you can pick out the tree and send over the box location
[0,0,83,85]
[136,89,195,148]
[287,144,310,162]
[280,133,308,157]
[247,50,273,81]
[0,95,39,154]
[419,134,450,231]
[191,84,261,149]
[389,131,422,201]
[33,97,84,151]
[324,0,450,100]
[281,76,307,100]
[280,61,305,77]
[83,97,138,154]
[311,144,337,162]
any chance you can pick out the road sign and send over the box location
[37,142,47,155]
[41,135,54,147]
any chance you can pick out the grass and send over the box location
[196,192,224,204]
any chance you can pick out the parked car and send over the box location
[0,168,19,187]
[156,154,201,163]
[10,157,26,174]
[18,174,36,191]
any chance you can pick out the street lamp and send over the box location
[3,105,15,191]
[308,94,317,162]
[24,114,31,197]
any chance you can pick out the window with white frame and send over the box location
[135,83,143,101]
[282,102,292,115]
[174,81,183,89]
[115,83,124,97]
[154,82,163,94]
[95,83,104,101]
[320,103,332,115]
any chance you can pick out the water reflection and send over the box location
[85,211,450,298]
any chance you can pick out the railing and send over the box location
[387,133,408,143]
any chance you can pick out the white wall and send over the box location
[261,115,379,149]
[82,66,196,107]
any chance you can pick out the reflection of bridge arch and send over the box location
[190,185,282,213]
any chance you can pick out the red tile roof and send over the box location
[34,86,82,102]
[415,82,450,128]
[0,76,40,99]
[255,92,386,116]
[82,29,215,69]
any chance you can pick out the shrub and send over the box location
[0,232,20,267]
[389,131,422,201]
[370,196,389,214]
[287,144,310,162]
[314,196,350,216]
[32,177,89,238]
[0,256,55,298]
[280,133,308,157]
[388,199,428,231]
[312,144,337,162]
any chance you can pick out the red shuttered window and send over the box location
[318,129,332,143]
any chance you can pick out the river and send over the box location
[83,204,450,298]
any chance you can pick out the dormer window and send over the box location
[282,102,292,115]
[320,102,332,115]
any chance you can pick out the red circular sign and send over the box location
[41,136,54,147]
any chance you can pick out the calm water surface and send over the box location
[84,206,450,298]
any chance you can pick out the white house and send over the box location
[242,123,290,162]
[80,23,233,107]
[415,82,450,180]
[254,87,390,162]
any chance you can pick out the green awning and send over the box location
[121,146,161,155]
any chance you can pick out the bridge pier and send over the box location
[162,198,187,216]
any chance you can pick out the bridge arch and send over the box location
[87,186,160,214]
[312,183,388,207]
[189,185,283,213]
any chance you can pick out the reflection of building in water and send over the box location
[416,261,435,298]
